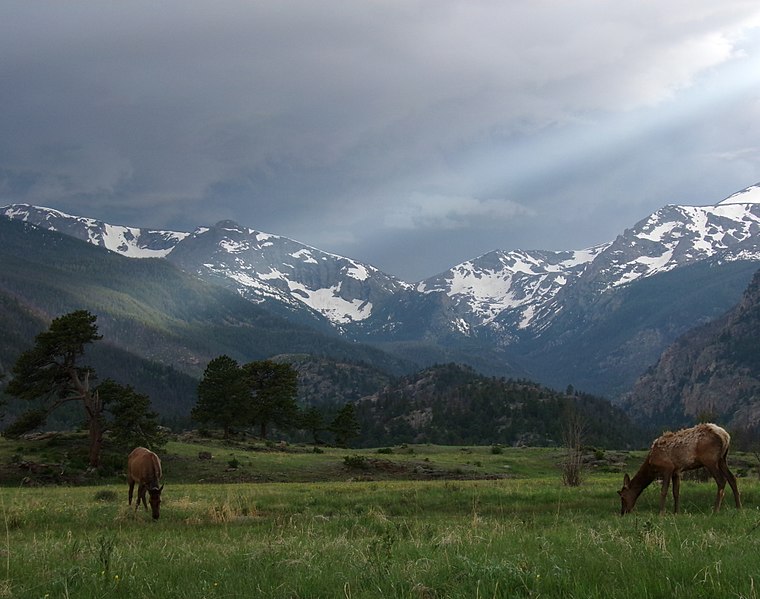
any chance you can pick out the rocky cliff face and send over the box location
[623,268,760,428]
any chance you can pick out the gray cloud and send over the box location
[1,1,760,280]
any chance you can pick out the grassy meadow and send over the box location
[1,439,760,598]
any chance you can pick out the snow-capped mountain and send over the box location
[416,246,609,336]
[165,220,411,328]
[400,183,760,339]
[3,183,760,341]
[4,183,760,399]
[0,204,410,331]
[0,204,187,258]
[718,183,760,205]
[578,200,760,294]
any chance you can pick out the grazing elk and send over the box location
[127,447,164,520]
[618,423,741,515]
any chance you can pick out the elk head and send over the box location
[148,484,164,520]
[617,474,636,515]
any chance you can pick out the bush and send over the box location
[562,449,584,487]
[3,410,48,439]
[343,454,369,470]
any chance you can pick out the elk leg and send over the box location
[128,480,135,505]
[705,464,726,512]
[137,484,148,511]
[659,471,672,515]
[719,458,742,509]
[672,473,681,514]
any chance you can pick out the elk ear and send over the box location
[623,474,630,488]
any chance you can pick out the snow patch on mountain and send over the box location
[718,183,760,205]
[419,246,608,329]
[0,203,188,258]
[291,249,318,264]
[287,281,373,323]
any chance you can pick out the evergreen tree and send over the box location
[6,310,105,467]
[242,360,299,439]
[98,379,166,451]
[330,403,360,448]
[193,355,247,438]
[299,406,326,445]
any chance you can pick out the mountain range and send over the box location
[3,183,760,402]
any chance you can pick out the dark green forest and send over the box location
[355,364,646,449]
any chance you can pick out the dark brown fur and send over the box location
[127,447,163,520]
[618,423,741,515]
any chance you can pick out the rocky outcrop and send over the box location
[623,269,760,428]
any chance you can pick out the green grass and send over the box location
[162,440,574,483]
[0,438,758,598]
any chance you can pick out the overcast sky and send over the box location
[2,2,760,281]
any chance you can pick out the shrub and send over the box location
[3,410,48,439]
[562,449,584,487]
[343,454,369,470]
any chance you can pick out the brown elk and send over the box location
[618,423,741,515]
[127,447,164,520]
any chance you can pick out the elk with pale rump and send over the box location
[618,423,741,515]
[127,447,164,520]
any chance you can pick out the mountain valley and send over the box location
[3,183,760,435]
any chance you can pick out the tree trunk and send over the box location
[83,387,103,468]
[260,421,267,440]
[88,415,103,468]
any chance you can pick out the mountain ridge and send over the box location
[4,182,760,399]
[5,183,760,340]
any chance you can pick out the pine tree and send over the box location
[193,355,247,438]
[98,379,166,451]
[299,406,326,445]
[6,310,105,467]
[330,403,360,448]
[242,360,299,439]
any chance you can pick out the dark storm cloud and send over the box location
[2,1,760,280]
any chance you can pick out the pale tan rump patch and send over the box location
[650,424,729,471]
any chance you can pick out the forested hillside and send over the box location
[0,217,412,424]
[355,363,646,448]
[275,354,394,410]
